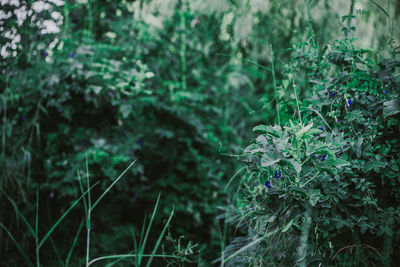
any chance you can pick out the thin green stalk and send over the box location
[2,96,6,157]
[180,1,187,90]
[290,65,302,124]
[85,157,92,267]
[301,171,320,188]
[346,0,355,38]
[66,219,84,266]
[138,193,161,266]
[87,0,93,39]
[35,185,40,267]
[62,0,70,37]
[38,182,100,249]
[88,254,188,266]
[0,223,34,267]
[146,208,175,267]
[270,44,280,126]
[49,236,63,266]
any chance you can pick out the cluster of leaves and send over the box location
[228,25,400,266]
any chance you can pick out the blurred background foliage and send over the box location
[0,0,399,266]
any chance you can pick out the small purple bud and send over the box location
[50,192,54,198]
[136,139,142,145]
[347,99,352,107]
[320,126,324,131]
[264,181,271,189]
[274,170,281,178]
[310,154,315,158]
[322,154,327,161]
[384,90,388,94]
[70,53,75,58]
[43,51,48,56]
[329,91,337,97]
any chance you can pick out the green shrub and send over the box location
[227,27,400,267]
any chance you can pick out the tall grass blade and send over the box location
[38,182,99,249]
[88,254,187,266]
[223,237,263,262]
[65,219,84,266]
[91,160,136,211]
[138,193,161,266]
[49,236,63,266]
[3,192,36,238]
[224,166,246,191]
[0,222,34,267]
[35,185,40,267]
[146,208,175,267]
[216,53,272,72]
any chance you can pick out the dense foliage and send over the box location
[224,17,400,267]
[1,0,399,266]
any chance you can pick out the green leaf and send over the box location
[383,100,400,117]
[261,151,282,167]
[288,159,302,173]
[253,124,280,137]
[282,219,294,232]
[326,158,350,168]
[296,122,313,139]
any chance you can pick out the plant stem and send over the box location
[180,1,187,90]
[36,186,40,267]
[62,0,70,37]
[290,65,302,124]
[297,205,311,267]
[85,159,92,267]
[270,44,280,126]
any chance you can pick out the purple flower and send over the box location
[310,154,315,158]
[43,51,48,56]
[384,90,388,94]
[264,181,271,189]
[329,91,337,97]
[347,99,352,107]
[322,154,327,161]
[320,126,324,131]
[70,53,75,58]
[274,170,281,178]
[50,192,54,198]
